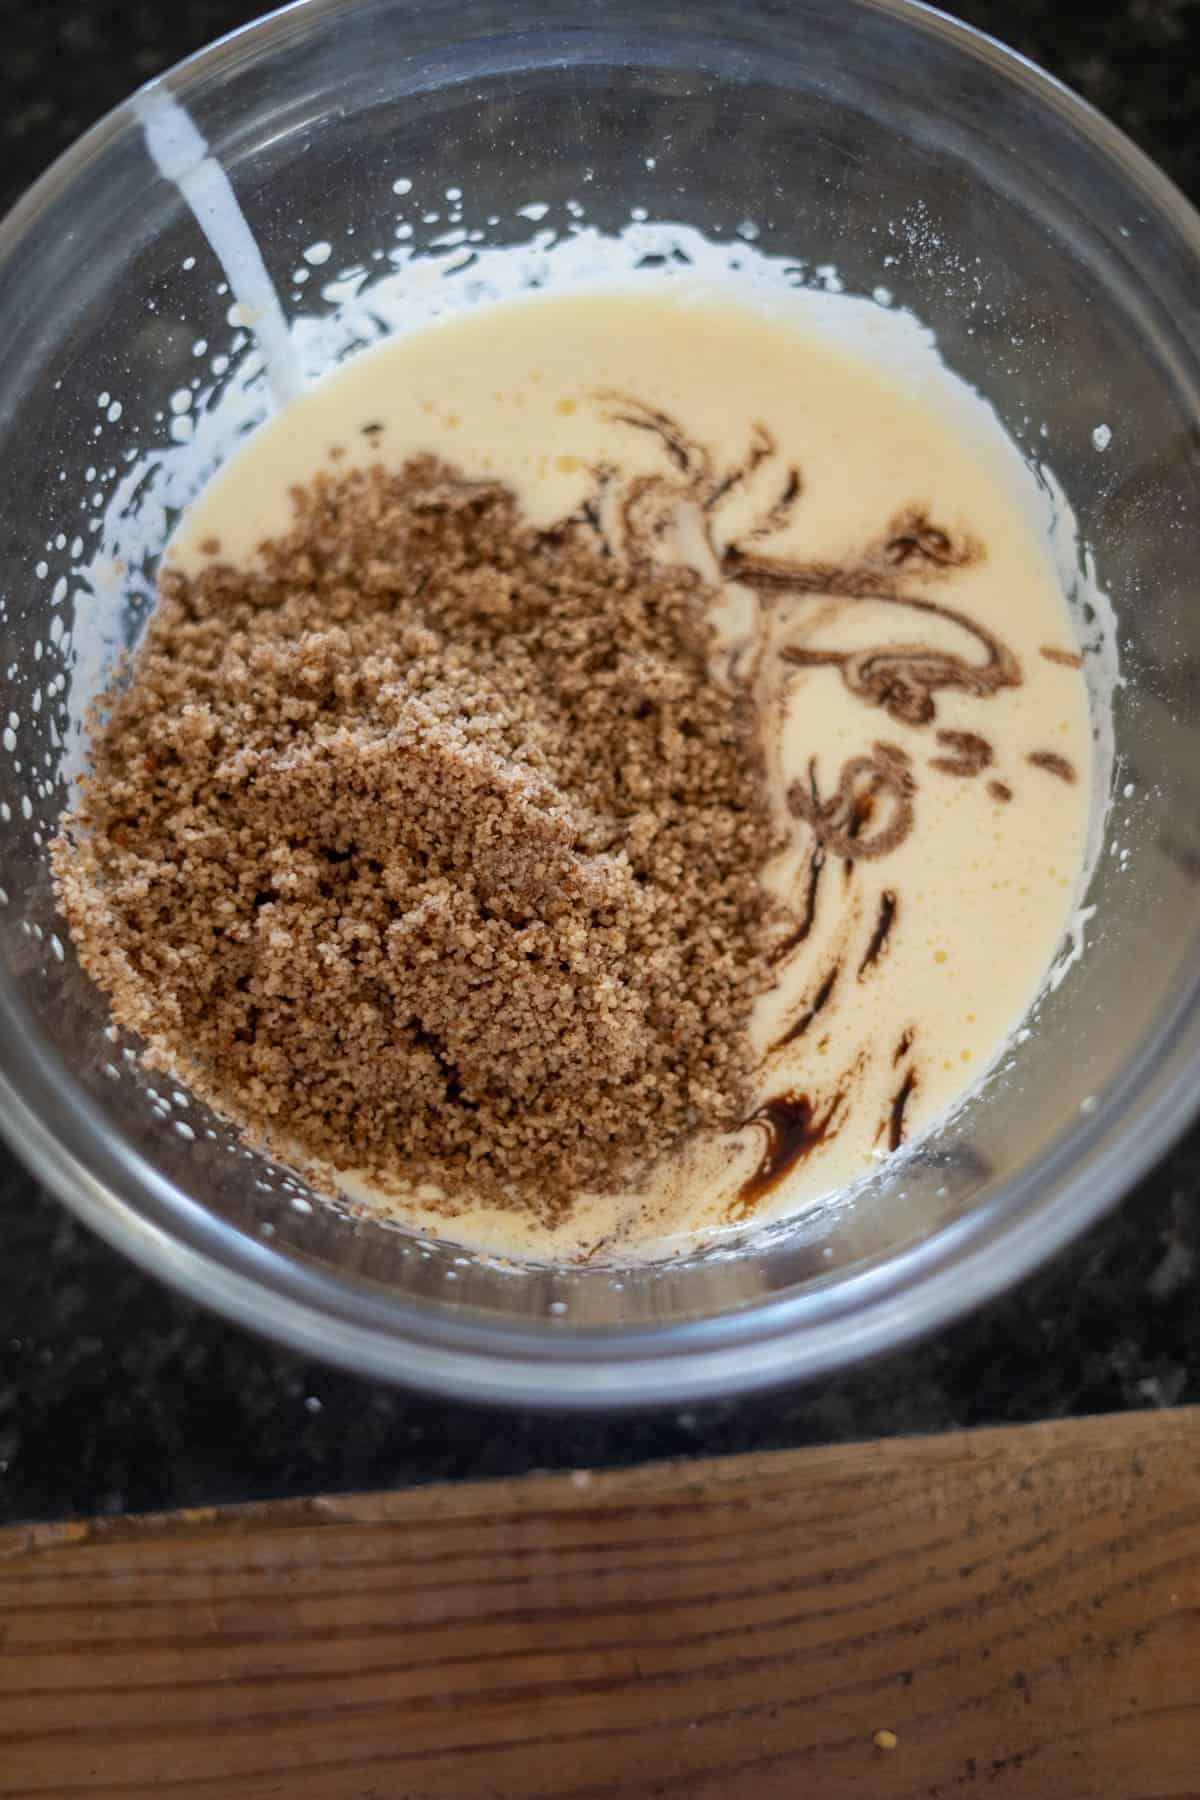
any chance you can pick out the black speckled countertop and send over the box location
[2,0,1199,1528]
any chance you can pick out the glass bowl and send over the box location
[1,0,1198,1407]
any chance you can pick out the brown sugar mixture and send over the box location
[52,457,776,1219]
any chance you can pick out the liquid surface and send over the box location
[168,281,1093,1261]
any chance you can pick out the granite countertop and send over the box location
[2,0,1199,1528]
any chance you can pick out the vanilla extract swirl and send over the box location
[724,506,1021,728]
[760,571,1020,728]
[581,395,1023,737]
[1028,749,1077,783]
[929,729,994,777]
[567,395,1081,1191]
[787,742,916,861]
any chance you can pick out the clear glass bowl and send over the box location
[1,0,1198,1407]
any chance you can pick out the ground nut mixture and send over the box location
[52,458,776,1220]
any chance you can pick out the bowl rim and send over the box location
[3,0,1199,1409]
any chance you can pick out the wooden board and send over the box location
[1,1408,1198,1799]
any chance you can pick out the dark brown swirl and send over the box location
[771,960,840,1052]
[768,590,1020,727]
[1028,750,1077,784]
[703,423,778,513]
[745,466,804,540]
[882,512,977,572]
[723,503,1020,728]
[769,847,825,966]
[596,393,712,482]
[1040,645,1082,669]
[859,889,898,977]
[885,1067,918,1151]
[729,1090,845,1220]
[929,729,994,776]
[787,743,915,861]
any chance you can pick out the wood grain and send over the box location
[1,1409,1198,1799]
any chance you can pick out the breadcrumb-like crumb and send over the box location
[52,457,775,1221]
